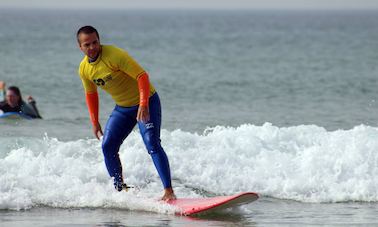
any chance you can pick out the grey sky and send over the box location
[1,0,378,10]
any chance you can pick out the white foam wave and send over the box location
[166,123,378,203]
[1,123,378,210]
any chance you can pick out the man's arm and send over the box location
[79,68,102,139]
[86,92,103,140]
[0,81,5,101]
[110,46,151,122]
[26,96,42,118]
[136,72,150,123]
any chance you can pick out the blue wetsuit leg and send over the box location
[102,105,137,190]
[138,93,172,189]
[102,93,172,190]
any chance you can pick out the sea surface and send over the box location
[1,9,378,226]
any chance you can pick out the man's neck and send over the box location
[88,46,102,63]
[88,54,99,63]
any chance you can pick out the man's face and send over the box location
[6,90,20,108]
[78,32,101,59]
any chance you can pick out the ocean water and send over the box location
[1,9,378,226]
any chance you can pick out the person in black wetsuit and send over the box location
[0,84,42,119]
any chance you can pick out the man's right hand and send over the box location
[0,81,5,89]
[92,122,103,140]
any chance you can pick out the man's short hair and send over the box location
[77,26,100,43]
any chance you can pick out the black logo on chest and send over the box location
[93,74,113,86]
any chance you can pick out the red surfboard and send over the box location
[167,192,258,216]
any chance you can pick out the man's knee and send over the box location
[102,134,120,157]
[143,131,162,154]
[146,141,163,155]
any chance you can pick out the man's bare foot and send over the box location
[161,187,176,201]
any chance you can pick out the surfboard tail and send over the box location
[168,192,259,216]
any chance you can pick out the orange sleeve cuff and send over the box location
[138,72,150,107]
[85,92,99,125]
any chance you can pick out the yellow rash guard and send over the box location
[78,45,156,107]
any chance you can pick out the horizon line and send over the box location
[1,7,378,11]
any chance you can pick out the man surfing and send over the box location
[76,26,175,201]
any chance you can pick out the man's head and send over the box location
[77,26,101,60]
[6,86,22,108]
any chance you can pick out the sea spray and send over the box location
[1,123,378,211]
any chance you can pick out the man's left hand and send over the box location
[27,96,35,103]
[137,105,150,123]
